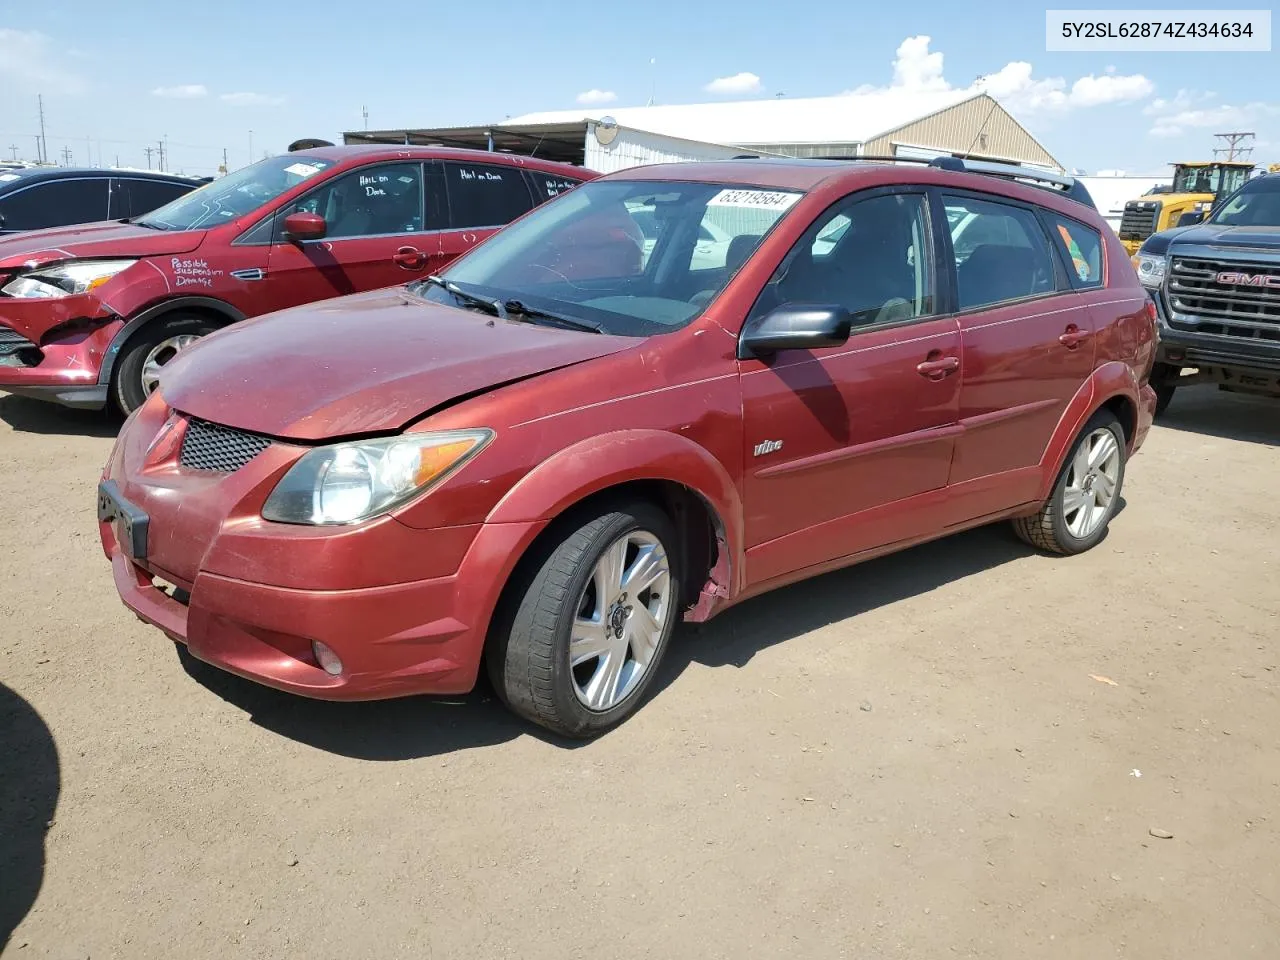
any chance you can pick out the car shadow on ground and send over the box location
[1158,385,1279,447]
[0,682,60,951]
[0,395,120,438]
[178,520,1080,761]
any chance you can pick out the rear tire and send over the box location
[1013,411,1126,556]
[112,314,218,415]
[487,501,680,738]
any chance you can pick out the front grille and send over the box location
[1118,201,1160,241]
[178,417,272,473]
[1167,256,1280,341]
[0,324,36,357]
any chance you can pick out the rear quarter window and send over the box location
[1046,213,1104,288]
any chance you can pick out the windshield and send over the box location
[137,155,335,231]
[1171,164,1251,196]
[413,179,802,336]
[1209,176,1280,227]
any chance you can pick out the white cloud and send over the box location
[220,91,286,107]
[576,88,617,105]
[704,72,763,96]
[0,28,85,95]
[1143,89,1279,138]
[152,84,208,99]
[852,35,1153,115]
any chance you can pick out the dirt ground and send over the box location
[1,385,1277,960]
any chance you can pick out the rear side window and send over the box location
[943,195,1058,310]
[0,178,109,230]
[125,179,194,217]
[1046,213,1104,288]
[527,171,583,204]
[444,162,535,228]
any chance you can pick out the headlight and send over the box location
[261,429,493,525]
[1,259,136,299]
[1134,253,1167,289]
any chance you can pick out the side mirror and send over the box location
[738,304,853,360]
[284,211,327,241]
[1176,210,1204,227]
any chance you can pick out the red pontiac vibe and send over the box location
[99,158,1159,737]
[0,146,593,413]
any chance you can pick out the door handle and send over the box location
[393,246,428,270]
[1059,325,1092,348]
[916,356,960,379]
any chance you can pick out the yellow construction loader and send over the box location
[1118,160,1255,256]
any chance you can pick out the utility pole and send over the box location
[220,147,228,175]
[157,139,166,172]
[7,145,17,161]
[144,146,155,169]
[1213,132,1255,161]
[362,105,369,130]
[60,145,72,166]
[37,94,47,163]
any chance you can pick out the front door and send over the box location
[940,191,1097,518]
[738,188,963,586]
[260,160,444,314]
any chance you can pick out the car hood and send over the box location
[0,221,206,270]
[160,288,638,440]
[1154,223,1280,253]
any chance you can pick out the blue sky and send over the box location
[0,0,1275,176]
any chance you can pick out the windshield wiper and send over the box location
[423,275,507,320]
[130,219,167,230]
[503,300,605,334]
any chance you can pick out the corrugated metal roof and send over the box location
[504,89,979,147]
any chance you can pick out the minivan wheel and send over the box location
[112,314,217,414]
[1012,411,1126,556]
[488,502,681,738]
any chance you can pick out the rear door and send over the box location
[119,177,196,217]
[259,160,444,313]
[438,160,538,266]
[940,190,1096,519]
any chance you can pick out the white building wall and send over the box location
[582,124,754,174]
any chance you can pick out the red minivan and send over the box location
[100,158,1158,738]
[0,146,593,413]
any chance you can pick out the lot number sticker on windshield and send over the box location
[284,162,323,178]
[707,189,800,211]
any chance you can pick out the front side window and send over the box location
[0,178,109,231]
[138,155,334,231]
[1210,176,1280,227]
[943,195,1057,310]
[277,163,427,239]
[415,179,801,336]
[443,162,535,228]
[752,192,934,329]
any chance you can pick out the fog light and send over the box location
[311,641,343,676]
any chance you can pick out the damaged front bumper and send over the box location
[0,296,120,409]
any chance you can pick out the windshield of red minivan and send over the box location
[137,155,335,231]
[415,179,802,336]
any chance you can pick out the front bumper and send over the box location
[99,400,545,700]
[1150,287,1280,374]
[0,316,120,409]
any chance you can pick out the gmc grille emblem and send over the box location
[1216,271,1280,288]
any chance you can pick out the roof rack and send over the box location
[733,153,1097,210]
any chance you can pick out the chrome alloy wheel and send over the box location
[570,530,672,712]
[140,334,200,396]
[1063,427,1121,539]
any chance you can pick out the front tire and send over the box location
[487,502,681,738]
[112,314,217,414]
[1013,411,1126,555]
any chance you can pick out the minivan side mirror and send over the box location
[1176,210,1204,227]
[738,304,853,360]
[284,211,327,241]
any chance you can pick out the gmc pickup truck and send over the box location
[1134,172,1280,414]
